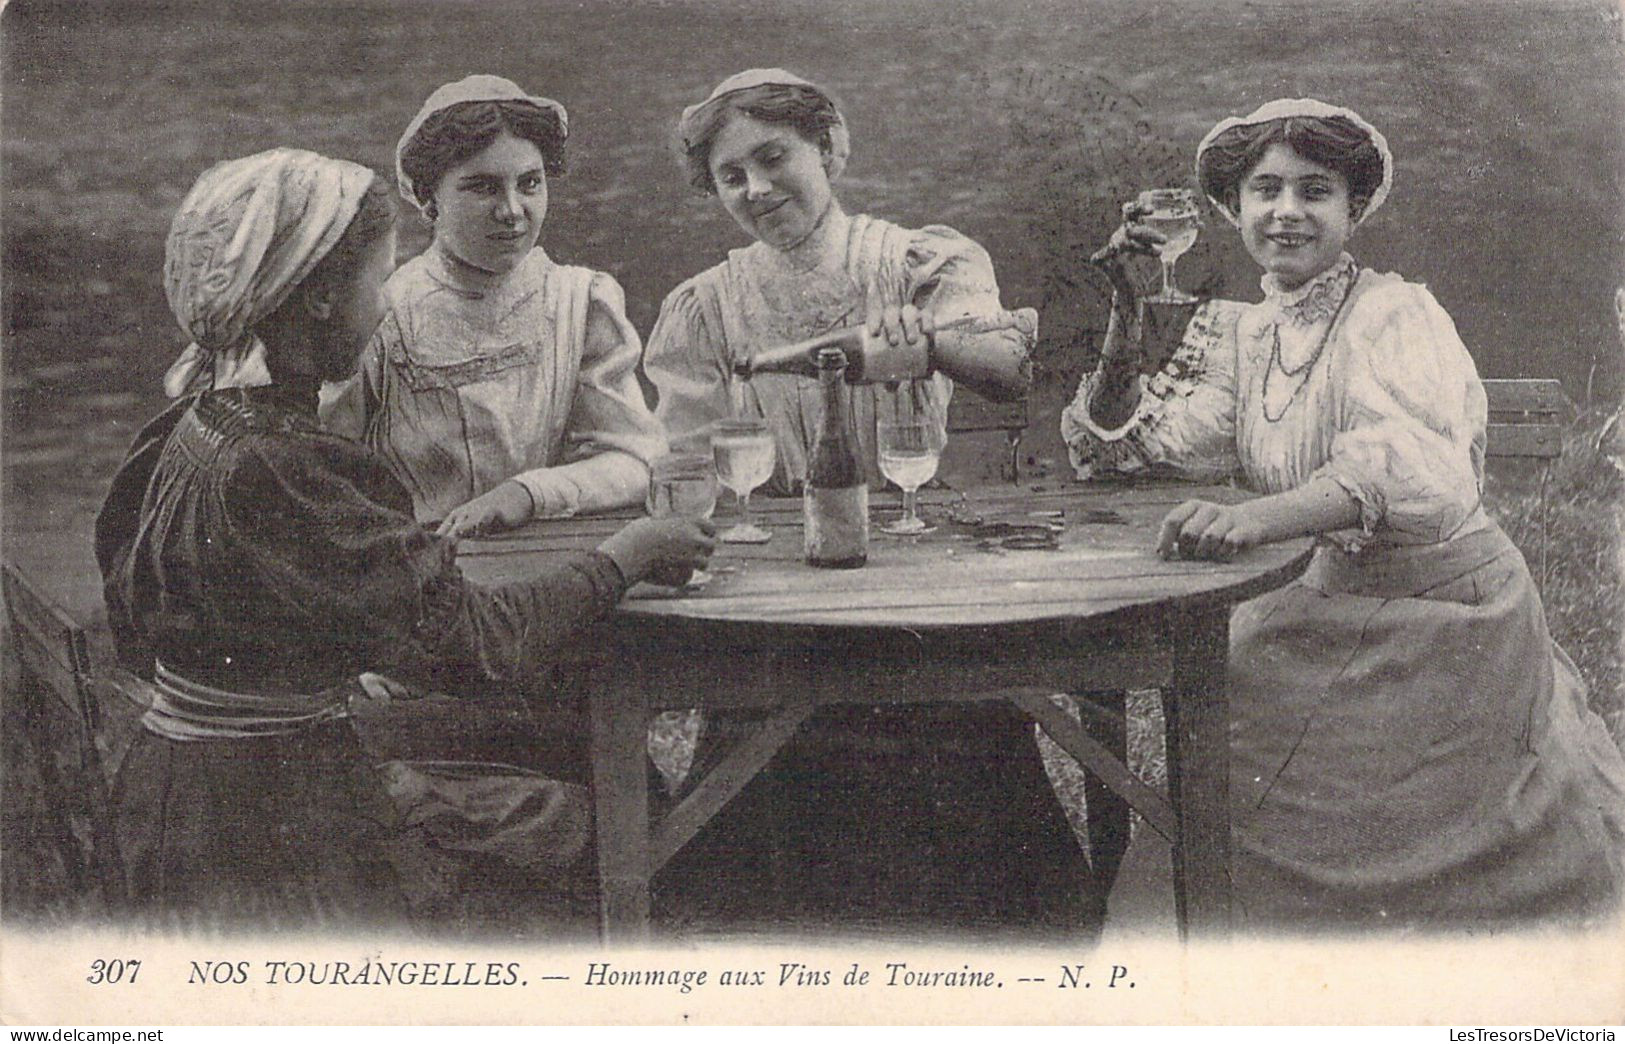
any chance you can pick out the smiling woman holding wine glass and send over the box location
[1064,98,1625,931]
[643,68,1091,937]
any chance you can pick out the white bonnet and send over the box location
[1195,97,1392,227]
[678,68,851,182]
[395,74,569,209]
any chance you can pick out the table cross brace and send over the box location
[649,698,816,874]
[1005,688,1180,843]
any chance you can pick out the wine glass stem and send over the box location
[1161,260,1176,299]
[739,489,753,530]
[903,487,918,526]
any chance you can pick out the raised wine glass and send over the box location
[711,417,776,544]
[877,419,946,536]
[1138,188,1201,304]
[646,452,718,586]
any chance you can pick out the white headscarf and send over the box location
[678,68,851,182]
[1195,98,1393,228]
[162,148,375,397]
[394,74,569,210]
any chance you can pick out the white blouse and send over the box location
[321,246,665,523]
[644,214,1032,495]
[1062,254,1490,549]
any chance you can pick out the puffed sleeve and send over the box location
[1060,298,1245,481]
[644,274,732,455]
[903,225,1034,389]
[94,397,193,674]
[1314,281,1487,542]
[225,433,628,687]
[509,272,667,517]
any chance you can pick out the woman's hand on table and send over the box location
[1157,499,1268,561]
[437,480,535,538]
[599,516,717,588]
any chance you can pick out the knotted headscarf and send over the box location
[394,74,570,211]
[162,148,375,397]
[1195,98,1393,228]
[678,68,851,181]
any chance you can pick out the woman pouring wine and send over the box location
[643,68,1092,937]
[644,68,1033,496]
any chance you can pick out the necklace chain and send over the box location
[1261,270,1358,423]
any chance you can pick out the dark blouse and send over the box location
[95,380,626,698]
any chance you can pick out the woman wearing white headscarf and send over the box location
[645,70,1089,936]
[321,75,664,537]
[96,149,712,929]
[1064,100,1625,931]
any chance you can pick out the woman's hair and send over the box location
[682,83,841,194]
[397,99,567,208]
[1198,115,1385,220]
[269,174,395,322]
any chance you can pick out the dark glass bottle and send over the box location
[803,347,868,568]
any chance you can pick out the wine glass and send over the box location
[1137,188,1201,304]
[646,452,718,586]
[711,418,776,544]
[877,419,946,535]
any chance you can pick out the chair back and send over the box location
[1483,378,1570,461]
[3,562,95,734]
[947,390,1029,482]
[1480,378,1573,595]
[2,560,112,894]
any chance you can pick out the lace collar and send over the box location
[1260,253,1359,327]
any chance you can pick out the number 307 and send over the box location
[87,959,141,984]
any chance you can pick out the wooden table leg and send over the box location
[589,681,652,943]
[1164,603,1233,940]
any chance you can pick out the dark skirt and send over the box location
[656,700,1092,940]
[110,718,407,932]
[1229,525,1625,931]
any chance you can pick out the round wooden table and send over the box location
[459,479,1312,942]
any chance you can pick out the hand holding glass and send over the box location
[1137,188,1200,304]
[711,418,776,544]
[646,452,718,586]
[878,420,945,535]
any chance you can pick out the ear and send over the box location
[1350,195,1371,223]
[818,132,835,171]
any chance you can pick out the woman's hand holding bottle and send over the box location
[863,285,933,351]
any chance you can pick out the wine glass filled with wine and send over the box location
[1137,187,1201,304]
[711,417,776,543]
[877,418,946,536]
[646,452,719,586]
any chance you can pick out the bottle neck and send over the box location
[739,327,862,380]
[818,359,849,413]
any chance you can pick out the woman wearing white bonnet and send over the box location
[645,69,1090,936]
[322,74,665,537]
[1063,98,1625,931]
[96,148,712,929]
[646,67,1035,493]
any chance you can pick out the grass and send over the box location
[3,0,1623,933]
